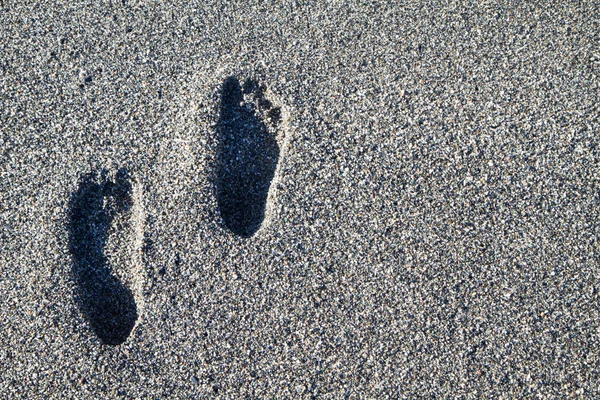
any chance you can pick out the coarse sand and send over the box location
[1,1,599,398]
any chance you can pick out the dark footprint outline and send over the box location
[216,76,282,237]
[68,168,138,345]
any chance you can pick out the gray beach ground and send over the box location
[1,1,599,398]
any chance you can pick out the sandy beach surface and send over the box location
[1,1,599,398]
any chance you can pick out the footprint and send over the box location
[68,168,143,345]
[216,77,284,237]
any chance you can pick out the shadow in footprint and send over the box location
[216,77,281,237]
[68,169,137,345]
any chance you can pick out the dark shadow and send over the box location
[68,169,137,345]
[216,77,281,237]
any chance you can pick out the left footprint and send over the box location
[68,168,141,345]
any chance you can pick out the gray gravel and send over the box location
[1,0,599,398]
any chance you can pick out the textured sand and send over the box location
[1,1,599,398]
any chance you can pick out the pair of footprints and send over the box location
[69,77,285,345]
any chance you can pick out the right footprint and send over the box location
[216,77,285,237]
[68,168,144,345]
